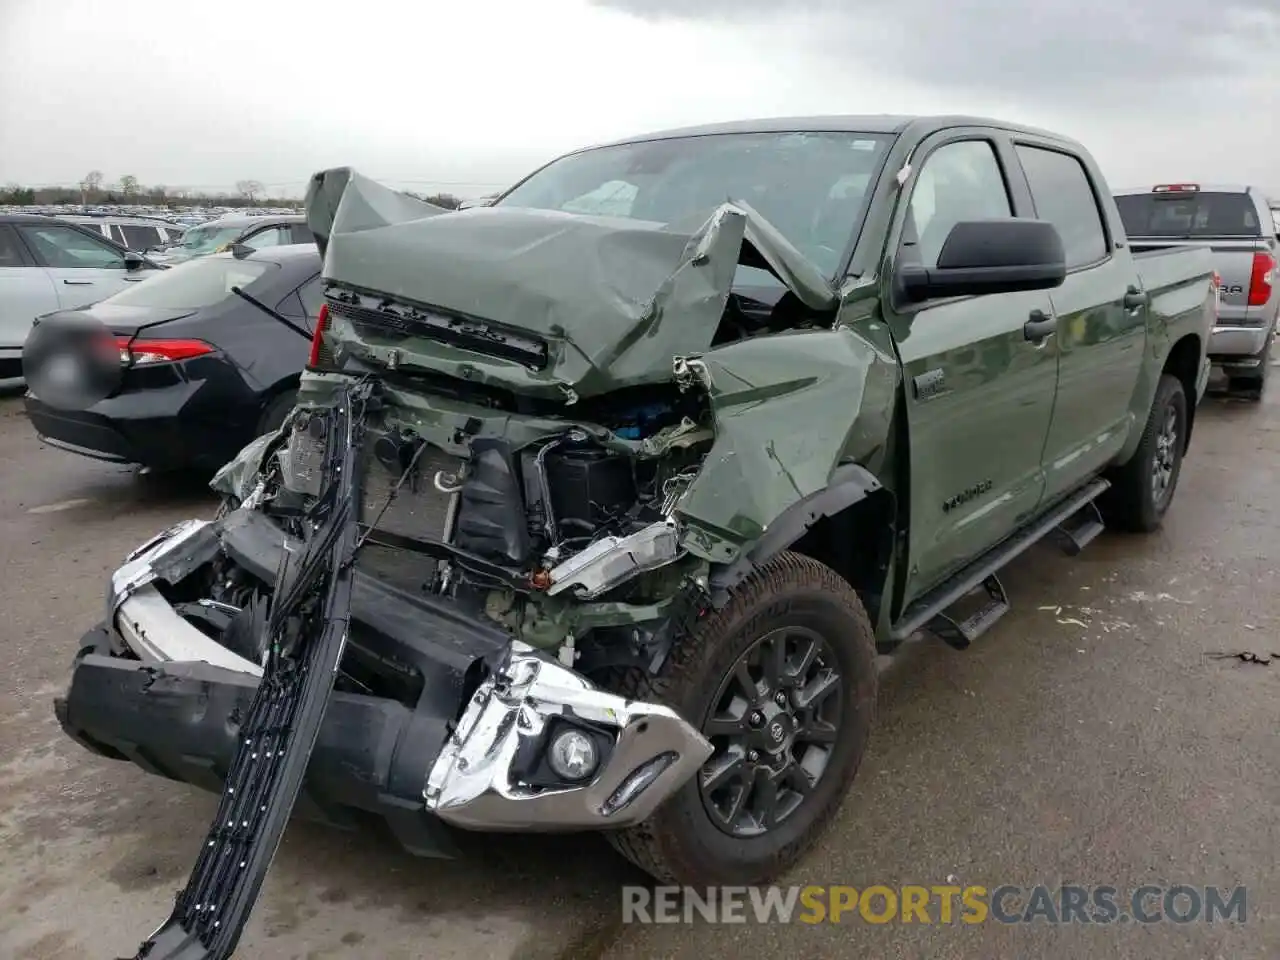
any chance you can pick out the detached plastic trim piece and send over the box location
[129,380,373,960]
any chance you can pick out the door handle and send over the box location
[62,279,93,286]
[1123,286,1149,310]
[124,276,145,282]
[1024,309,1057,342]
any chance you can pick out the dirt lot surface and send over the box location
[1,381,1277,959]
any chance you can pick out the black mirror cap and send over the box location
[902,219,1067,303]
[123,250,147,270]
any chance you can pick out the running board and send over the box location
[128,384,370,960]
[925,573,1008,650]
[890,478,1109,646]
[1052,499,1105,557]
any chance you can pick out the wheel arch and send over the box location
[1162,333,1201,452]
[708,463,897,625]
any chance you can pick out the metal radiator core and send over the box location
[282,419,464,592]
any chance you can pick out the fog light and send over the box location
[548,729,599,782]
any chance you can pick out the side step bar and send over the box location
[925,574,1008,651]
[890,478,1110,647]
[129,384,370,960]
[1052,499,1106,556]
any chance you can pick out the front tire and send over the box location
[1102,373,1187,533]
[607,552,877,885]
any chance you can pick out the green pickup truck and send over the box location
[57,115,1215,940]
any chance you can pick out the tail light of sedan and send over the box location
[115,337,214,366]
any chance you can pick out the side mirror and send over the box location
[899,219,1066,303]
[123,250,148,271]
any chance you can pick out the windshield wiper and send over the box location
[230,286,311,340]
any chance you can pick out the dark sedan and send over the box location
[24,244,322,472]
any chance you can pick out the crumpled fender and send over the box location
[210,430,278,501]
[672,326,899,565]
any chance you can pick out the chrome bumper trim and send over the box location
[109,517,262,675]
[109,518,212,616]
[425,642,712,830]
[116,585,262,676]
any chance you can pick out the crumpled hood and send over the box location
[304,167,838,399]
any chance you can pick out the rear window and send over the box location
[102,255,279,309]
[119,224,163,250]
[1115,191,1262,238]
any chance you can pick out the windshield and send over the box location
[1115,191,1263,239]
[497,131,892,278]
[102,255,278,309]
[179,223,245,254]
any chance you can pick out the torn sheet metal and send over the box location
[672,327,899,563]
[302,168,837,399]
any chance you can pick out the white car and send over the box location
[0,214,161,378]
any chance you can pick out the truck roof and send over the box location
[591,114,1080,150]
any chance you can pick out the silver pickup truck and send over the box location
[1115,183,1277,396]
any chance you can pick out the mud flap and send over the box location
[129,381,373,960]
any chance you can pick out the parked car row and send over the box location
[0,213,316,380]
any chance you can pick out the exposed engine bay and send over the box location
[197,376,718,682]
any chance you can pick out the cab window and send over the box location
[904,140,1012,269]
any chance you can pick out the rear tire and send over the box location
[1101,373,1187,533]
[605,552,877,885]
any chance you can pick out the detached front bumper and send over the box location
[57,625,464,856]
[56,510,711,842]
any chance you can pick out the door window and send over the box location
[1015,146,1108,269]
[18,224,125,269]
[906,140,1012,268]
[0,226,26,266]
[243,225,289,249]
[289,223,314,245]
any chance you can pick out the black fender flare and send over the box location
[707,462,884,603]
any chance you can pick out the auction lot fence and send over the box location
[622,884,1247,926]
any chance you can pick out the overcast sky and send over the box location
[1,0,1276,198]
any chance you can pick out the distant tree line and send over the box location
[0,170,467,210]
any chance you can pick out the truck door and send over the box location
[1013,142,1145,501]
[884,134,1060,602]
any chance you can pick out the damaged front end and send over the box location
[57,164,899,955]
